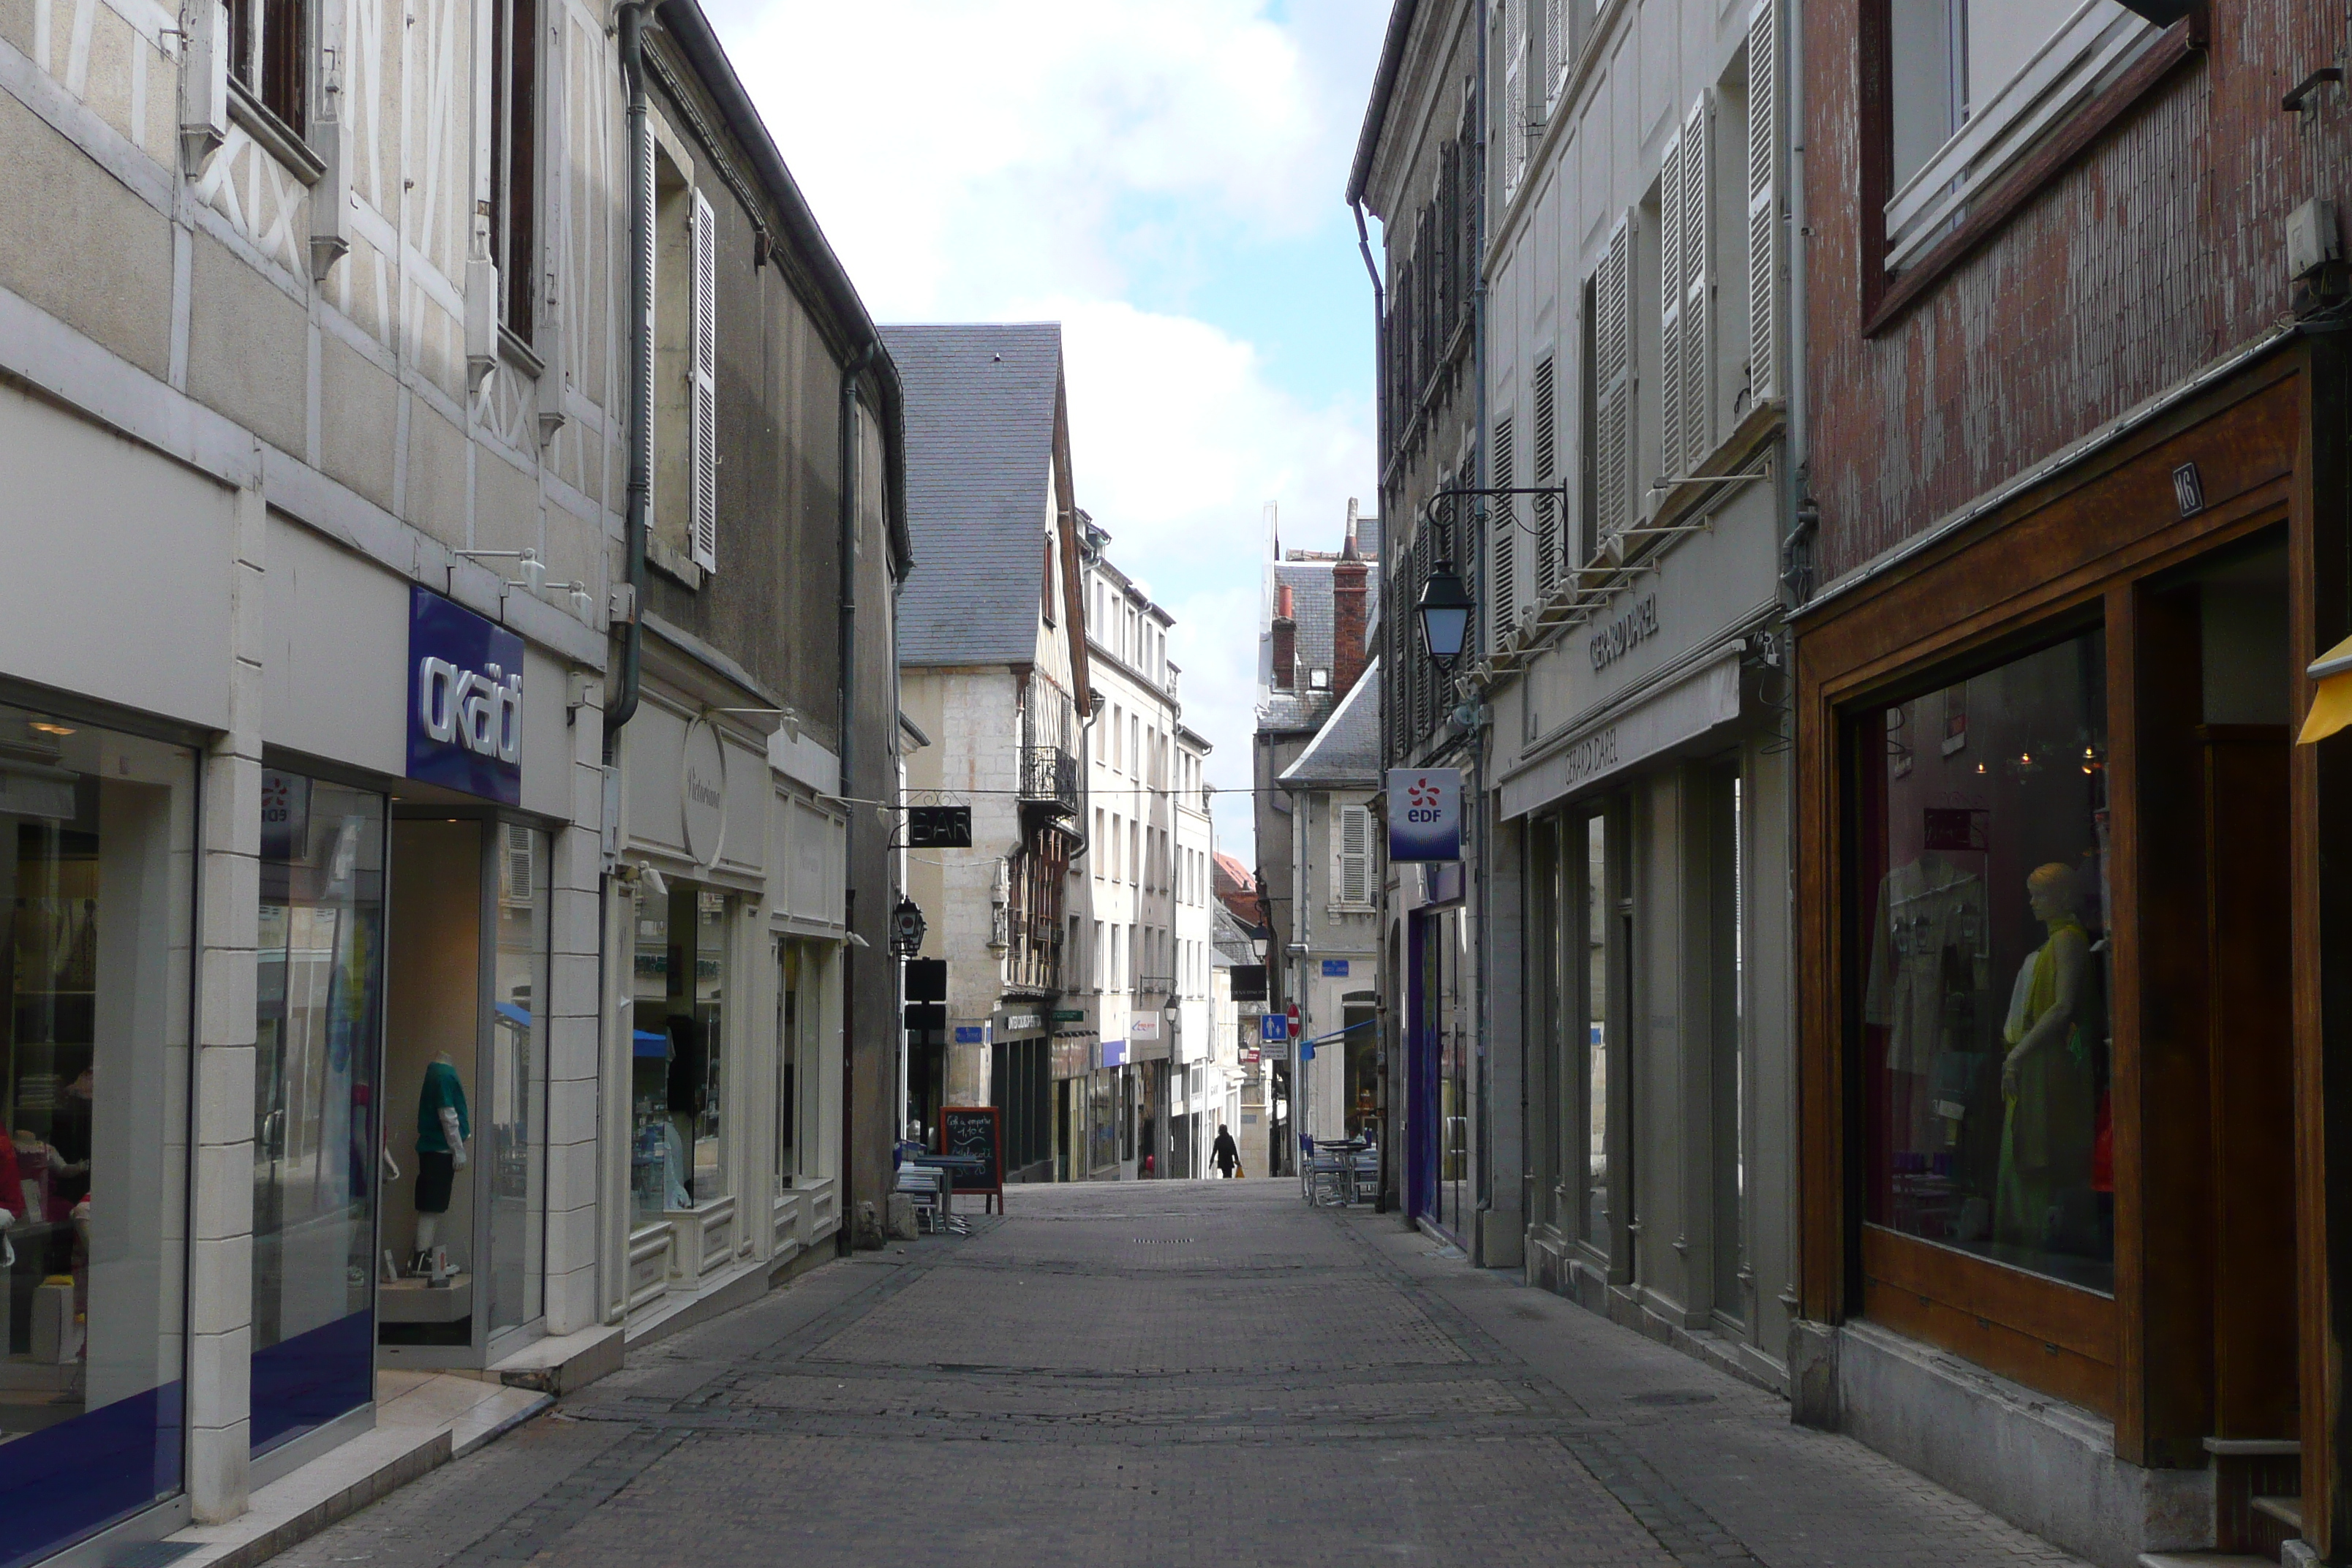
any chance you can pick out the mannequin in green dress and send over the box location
[1996,863,2093,1253]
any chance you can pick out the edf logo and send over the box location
[1386,767,1460,864]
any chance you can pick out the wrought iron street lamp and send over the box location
[1415,561,1473,669]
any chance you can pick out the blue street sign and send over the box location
[1322,959,1350,977]
[1259,1014,1289,1043]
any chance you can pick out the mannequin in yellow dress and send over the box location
[1996,863,2094,1253]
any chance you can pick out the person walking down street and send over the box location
[1211,1125,1240,1179]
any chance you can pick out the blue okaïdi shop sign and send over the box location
[407,587,524,804]
[1386,767,1460,862]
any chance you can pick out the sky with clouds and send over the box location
[702,0,1390,859]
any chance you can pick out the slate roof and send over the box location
[880,323,1065,668]
[1278,657,1381,788]
[1260,560,1336,733]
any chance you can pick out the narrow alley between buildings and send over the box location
[259,1181,2086,1568]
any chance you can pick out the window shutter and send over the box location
[1595,215,1633,557]
[1656,124,1684,489]
[502,823,535,905]
[1545,0,1567,100]
[1681,94,1714,472]
[1746,0,1780,406]
[1501,0,1526,200]
[636,129,657,513]
[1490,415,1516,652]
[1338,805,1371,908]
[1533,355,1558,596]
[689,186,718,574]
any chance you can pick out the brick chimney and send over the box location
[1270,583,1297,690]
[1333,509,1368,698]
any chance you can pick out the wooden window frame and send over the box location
[1794,350,2317,1464]
[1855,4,2207,336]
[490,0,540,340]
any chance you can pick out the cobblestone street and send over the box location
[272,1180,2088,1568]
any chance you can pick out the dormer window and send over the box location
[1308,668,1331,690]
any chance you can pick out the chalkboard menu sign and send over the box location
[939,1106,1003,1213]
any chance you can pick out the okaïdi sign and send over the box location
[407,587,524,804]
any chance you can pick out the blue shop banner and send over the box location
[407,587,524,804]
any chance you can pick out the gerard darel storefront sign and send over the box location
[407,587,524,804]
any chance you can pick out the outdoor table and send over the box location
[905,1153,987,1233]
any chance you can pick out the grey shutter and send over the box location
[1656,124,1684,486]
[1501,0,1526,200]
[1338,805,1372,908]
[636,126,657,518]
[1594,215,1633,557]
[1491,415,1516,652]
[1680,94,1714,470]
[1533,355,1559,597]
[690,186,717,573]
[1746,0,1781,406]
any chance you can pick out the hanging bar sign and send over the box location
[407,587,524,804]
[1387,768,1461,862]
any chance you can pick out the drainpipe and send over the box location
[606,0,653,748]
[595,0,655,1328]
[837,338,878,1254]
[1469,0,1496,1264]
[1353,197,1397,1214]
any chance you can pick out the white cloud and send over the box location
[725,0,1333,314]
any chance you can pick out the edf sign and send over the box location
[1387,768,1461,862]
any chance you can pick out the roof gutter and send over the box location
[658,0,911,577]
[1345,0,1421,206]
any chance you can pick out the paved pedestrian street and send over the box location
[274,1180,2088,1568]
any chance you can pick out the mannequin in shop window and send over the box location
[412,1051,470,1278]
[1996,863,2095,1255]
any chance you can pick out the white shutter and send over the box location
[1501,0,1526,199]
[502,823,536,906]
[1533,356,1558,596]
[689,186,718,574]
[1594,216,1633,557]
[636,128,657,516]
[1681,94,1714,471]
[1545,0,1567,102]
[1656,124,1684,488]
[1490,415,1517,652]
[1338,805,1372,908]
[1746,0,1781,406]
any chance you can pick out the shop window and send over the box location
[630,882,728,1222]
[254,776,386,1452]
[776,941,823,1183]
[1580,813,1610,1246]
[486,824,548,1335]
[0,706,194,1555]
[1856,628,2111,1294]
[1708,764,1746,1322]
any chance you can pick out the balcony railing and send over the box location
[1136,974,1175,1000]
[1019,745,1080,816]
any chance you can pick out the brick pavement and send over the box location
[265,1179,2088,1568]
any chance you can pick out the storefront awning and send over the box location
[2300,633,2352,743]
